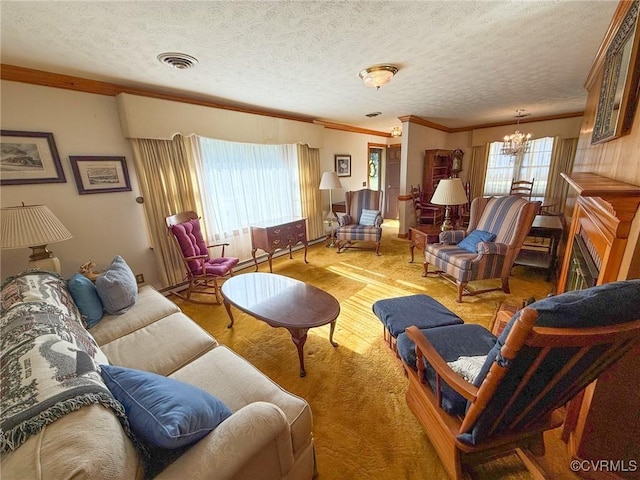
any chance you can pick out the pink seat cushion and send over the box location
[170,219,239,276]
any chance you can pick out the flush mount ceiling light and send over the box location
[391,126,402,137]
[359,64,399,90]
[157,52,199,70]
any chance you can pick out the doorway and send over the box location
[385,144,401,219]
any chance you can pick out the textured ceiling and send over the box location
[0,1,619,133]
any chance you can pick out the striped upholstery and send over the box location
[335,189,383,254]
[425,196,540,302]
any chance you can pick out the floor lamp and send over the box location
[319,171,342,247]
[430,178,469,232]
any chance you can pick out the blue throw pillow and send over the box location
[359,209,380,226]
[95,256,138,315]
[457,229,496,253]
[68,273,104,328]
[100,364,232,449]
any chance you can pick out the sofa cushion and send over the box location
[1,405,142,480]
[100,365,232,450]
[100,312,217,376]
[95,256,138,315]
[68,273,104,328]
[90,285,180,346]
[170,346,313,457]
[457,229,496,253]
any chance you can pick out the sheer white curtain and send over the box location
[483,137,554,203]
[193,137,301,262]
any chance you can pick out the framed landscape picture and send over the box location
[69,156,131,194]
[0,130,66,185]
[335,154,351,177]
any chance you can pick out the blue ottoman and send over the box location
[372,294,464,353]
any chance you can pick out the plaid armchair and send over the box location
[335,189,384,255]
[425,195,540,302]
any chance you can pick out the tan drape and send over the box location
[468,144,489,200]
[297,144,323,240]
[129,136,201,287]
[544,137,578,214]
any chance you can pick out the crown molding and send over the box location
[2,64,583,138]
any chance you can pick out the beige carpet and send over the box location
[172,221,580,480]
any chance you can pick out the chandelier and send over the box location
[391,126,402,137]
[501,109,532,156]
[359,64,399,90]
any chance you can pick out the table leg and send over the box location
[268,253,274,273]
[303,241,309,263]
[222,300,234,329]
[252,248,259,272]
[329,320,338,347]
[409,243,415,263]
[288,328,309,377]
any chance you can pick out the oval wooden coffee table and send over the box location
[221,272,340,377]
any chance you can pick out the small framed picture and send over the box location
[1,130,66,185]
[335,154,351,177]
[69,156,132,194]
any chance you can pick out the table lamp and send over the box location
[319,171,342,247]
[1,204,73,273]
[430,178,469,231]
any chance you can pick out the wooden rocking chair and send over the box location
[397,280,640,480]
[166,211,239,304]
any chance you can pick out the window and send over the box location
[195,138,301,261]
[483,137,554,203]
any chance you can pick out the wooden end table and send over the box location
[221,273,340,377]
[409,225,441,263]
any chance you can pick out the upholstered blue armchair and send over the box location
[335,189,384,255]
[425,195,540,302]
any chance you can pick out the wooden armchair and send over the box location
[411,184,443,226]
[166,211,239,304]
[397,280,640,480]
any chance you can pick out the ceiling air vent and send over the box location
[157,52,199,70]
[365,112,382,118]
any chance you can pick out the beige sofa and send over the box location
[1,276,315,480]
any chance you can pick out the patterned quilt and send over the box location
[0,270,133,455]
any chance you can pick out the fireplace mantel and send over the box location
[558,172,640,290]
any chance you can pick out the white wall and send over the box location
[1,81,159,284]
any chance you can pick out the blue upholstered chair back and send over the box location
[474,195,532,244]
[346,189,383,224]
[461,280,640,446]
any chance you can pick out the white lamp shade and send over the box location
[319,171,342,190]
[430,178,469,206]
[1,205,73,249]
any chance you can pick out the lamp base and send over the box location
[440,207,454,232]
[28,245,62,273]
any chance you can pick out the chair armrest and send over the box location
[404,326,479,402]
[207,243,230,257]
[155,402,294,480]
[338,214,354,227]
[374,213,383,227]
[439,230,466,244]
[477,242,508,255]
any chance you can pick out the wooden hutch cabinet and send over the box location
[558,172,640,479]
[423,149,453,201]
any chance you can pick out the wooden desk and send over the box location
[514,214,563,281]
[250,218,308,272]
[409,225,441,263]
